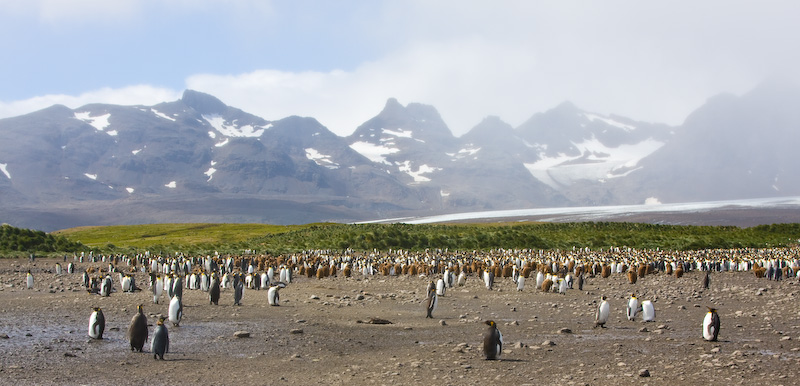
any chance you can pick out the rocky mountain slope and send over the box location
[1,81,797,231]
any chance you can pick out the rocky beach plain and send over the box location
[0,252,799,386]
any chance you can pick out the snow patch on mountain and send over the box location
[205,167,217,182]
[132,148,142,155]
[397,161,440,183]
[151,109,176,121]
[202,114,271,138]
[0,163,10,179]
[305,148,340,169]
[349,141,399,165]
[215,138,229,147]
[165,181,177,188]
[383,128,413,138]
[74,112,113,135]
[524,136,664,189]
[84,173,98,180]
[447,146,481,160]
[126,187,134,194]
[583,113,636,131]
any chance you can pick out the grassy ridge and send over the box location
[52,223,313,252]
[45,222,800,255]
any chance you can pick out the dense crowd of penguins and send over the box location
[33,245,800,360]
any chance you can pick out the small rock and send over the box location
[440,320,447,326]
[711,347,721,353]
[558,328,572,334]
[639,327,649,333]
[514,341,526,349]
[781,336,792,341]
[290,329,304,334]
[617,362,627,367]
[356,294,365,300]
[64,352,77,358]
[310,295,320,300]
[234,331,251,338]
[0,334,8,339]
[639,369,650,377]
[542,340,555,346]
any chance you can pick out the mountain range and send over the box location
[1,80,798,232]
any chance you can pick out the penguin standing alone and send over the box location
[703,272,710,289]
[88,307,105,339]
[702,307,720,341]
[26,270,33,289]
[209,273,220,305]
[267,282,286,306]
[595,295,610,328]
[168,295,182,327]
[482,320,503,360]
[151,317,169,360]
[626,294,639,321]
[425,285,438,318]
[233,274,244,306]
[127,304,148,352]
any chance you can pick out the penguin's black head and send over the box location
[707,307,717,313]
[157,317,166,325]
[93,307,101,312]
[137,304,144,313]
[485,320,495,327]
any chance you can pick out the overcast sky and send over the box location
[1,1,798,136]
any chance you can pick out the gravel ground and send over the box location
[1,257,799,385]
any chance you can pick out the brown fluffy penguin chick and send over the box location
[127,304,148,352]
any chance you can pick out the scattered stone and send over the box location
[542,340,555,346]
[310,295,320,300]
[639,369,650,377]
[439,320,447,326]
[290,329,304,334]
[0,334,8,339]
[356,294,365,300]
[234,331,250,338]
[639,327,649,333]
[711,347,721,353]
[64,352,76,358]
[514,341,526,349]
[558,328,572,334]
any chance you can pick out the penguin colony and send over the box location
[39,246,800,360]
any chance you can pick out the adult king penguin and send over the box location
[626,294,639,321]
[127,304,148,352]
[595,295,610,328]
[88,307,105,339]
[425,285,438,318]
[268,282,286,306]
[483,320,503,360]
[641,300,655,322]
[168,294,182,327]
[26,270,33,289]
[233,275,244,306]
[209,273,220,305]
[702,307,720,341]
[151,316,169,360]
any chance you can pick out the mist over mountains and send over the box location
[1,81,798,232]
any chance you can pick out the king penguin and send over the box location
[483,320,503,360]
[595,295,610,328]
[702,307,720,341]
[151,316,169,360]
[425,285,438,318]
[703,272,710,289]
[168,294,182,327]
[88,307,105,339]
[626,294,639,321]
[233,275,244,306]
[268,282,286,306]
[641,300,655,322]
[436,278,446,296]
[127,304,148,352]
[26,270,34,289]
[209,273,220,305]
[100,275,112,297]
